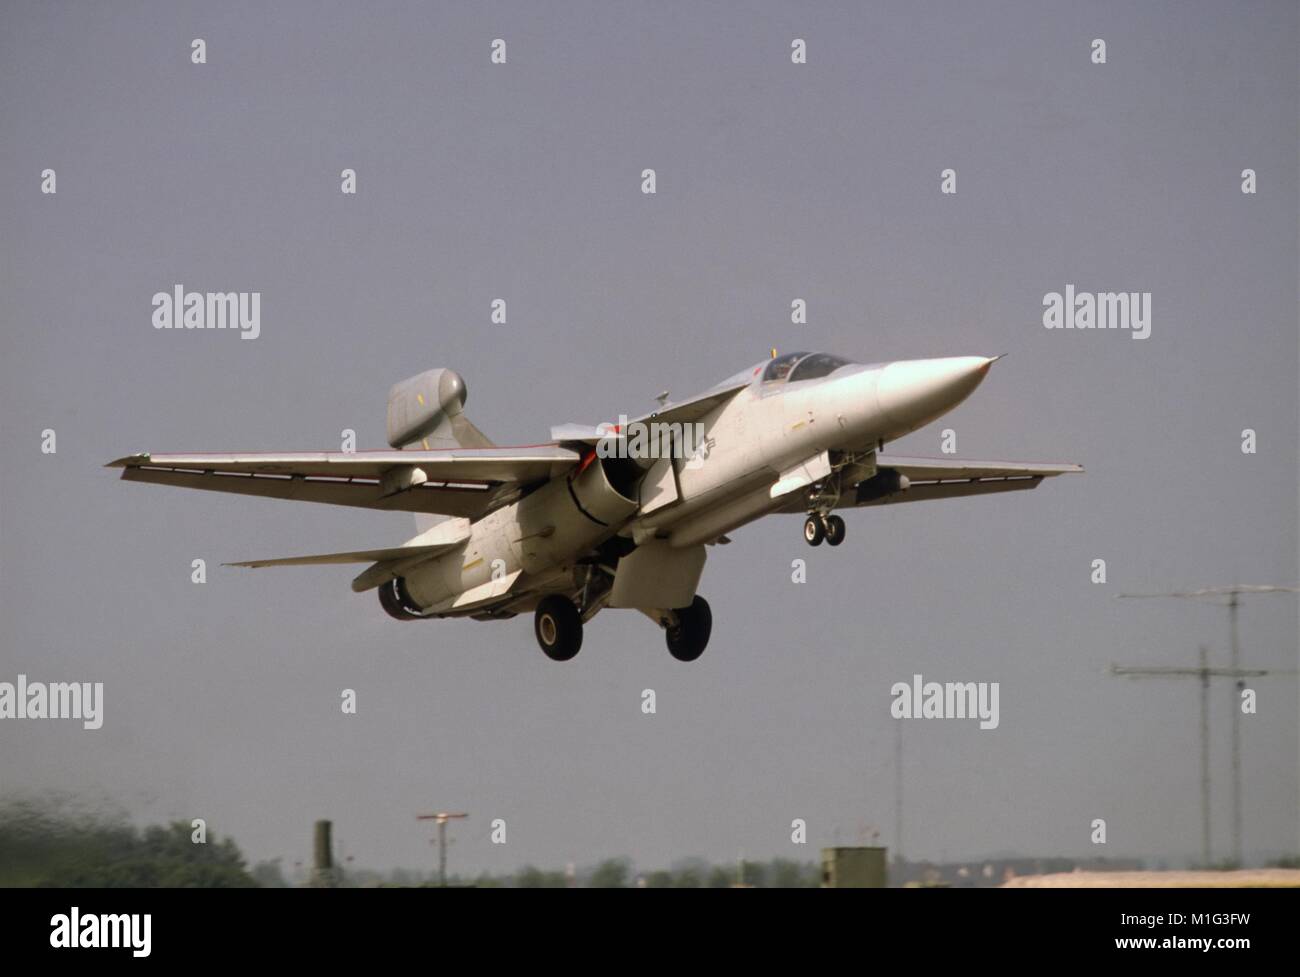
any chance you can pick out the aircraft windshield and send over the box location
[788,352,852,382]
[762,352,809,382]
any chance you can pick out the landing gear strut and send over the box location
[665,595,712,662]
[534,595,583,661]
[803,513,846,547]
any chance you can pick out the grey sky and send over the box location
[1,1,1296,876]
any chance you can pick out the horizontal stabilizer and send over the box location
[226,543,454,569]
[225,518,471,574]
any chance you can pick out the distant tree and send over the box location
[516,865,567,888]
[0,800,255,888]
[768,858,812,888]
[250,859,289,888]
[387,868,432,887]
[669,857,708,888]
[739,860,767,888]
[706,866,734,888]
[643,870,676,888]
[588,858,631,888]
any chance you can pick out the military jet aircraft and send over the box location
[109,352,1080,662]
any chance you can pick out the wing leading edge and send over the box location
[776,454,1082,513]
[851,454,1083,508]
[106,445,580,519]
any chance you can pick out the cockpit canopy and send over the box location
[761,351,853,384]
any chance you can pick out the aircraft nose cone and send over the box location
[875,356,996,432]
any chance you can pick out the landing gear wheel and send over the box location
[534,595,583,661]
[666,595,712,662]
[824,514,846,546]
[803,515,825,546]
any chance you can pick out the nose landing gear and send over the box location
[824,514,846,546]
[803,513,846,547]
[803,515,825,546]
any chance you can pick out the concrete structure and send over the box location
[821,847,888,888]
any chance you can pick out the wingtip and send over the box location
[105,452,150,469]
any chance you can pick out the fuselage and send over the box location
[396,352,996,616]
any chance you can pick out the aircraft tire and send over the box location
[803,515,825,546]
[666,595,712,662]
[824,514,846,546]
[535,595,583,661]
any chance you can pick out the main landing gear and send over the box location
[665,595,712,662]
[803,512,845,547]
[534,595,583,661]
[533,593,713,663]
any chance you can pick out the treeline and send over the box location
[342,857,821,888]
[532,857,821,887]
[0,799,257,887]
[1,800,820,888]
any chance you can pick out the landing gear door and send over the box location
[639,455,679,514]
[609,541,706,609]
[838,449,878,489]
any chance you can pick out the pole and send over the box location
[438,820,447,887]
[894,719,904,865]
[1198,647,1210,866]
[416,812,467,888]
[1110,657,1285,866]
[1227,594,1242,866]
[1117,585,1298,867]
[312,819,334,889]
